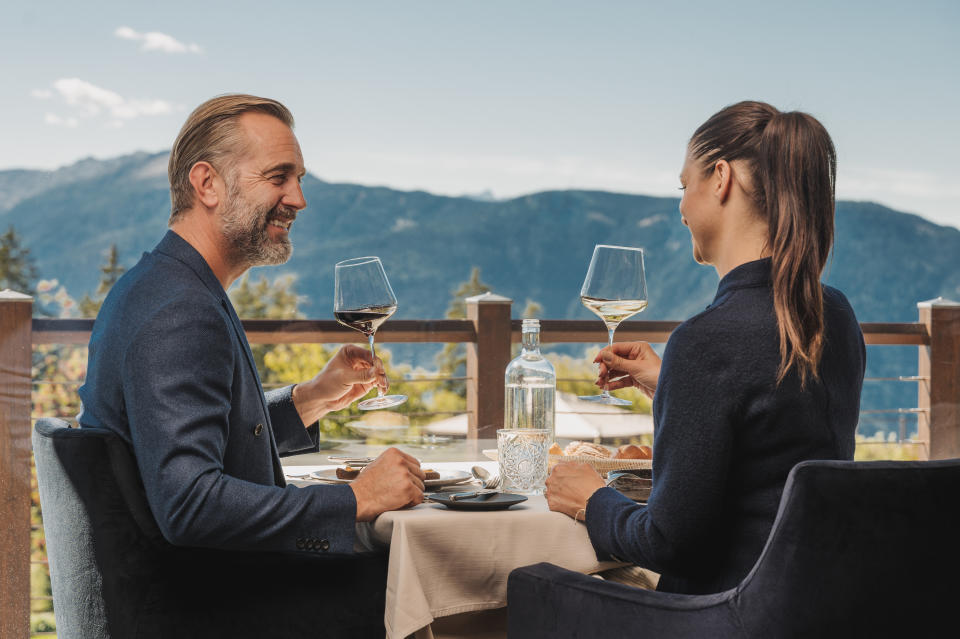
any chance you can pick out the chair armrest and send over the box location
[507,563,743,639]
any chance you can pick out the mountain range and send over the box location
[5,151,960,436]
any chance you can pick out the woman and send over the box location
[546,101,866,595]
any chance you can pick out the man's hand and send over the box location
[350,448,425,521]
[545,462,606,520]
[291,345,388,425]
[595,341,662,399]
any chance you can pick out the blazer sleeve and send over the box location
[121,297,356,554]
[265,385,320,457]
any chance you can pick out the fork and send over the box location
[471,465,501,489]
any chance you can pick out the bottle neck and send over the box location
[521,329,541,354]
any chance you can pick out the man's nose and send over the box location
[285,181,307,211]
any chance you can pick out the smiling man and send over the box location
[78,95,425,561]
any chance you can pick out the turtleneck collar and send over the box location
[710,258,772,307]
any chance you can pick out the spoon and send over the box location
[471,465,501,489]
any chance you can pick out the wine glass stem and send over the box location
[368,333,385,399]
[602,326,616,399]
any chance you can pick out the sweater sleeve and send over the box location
[585,319,737,575]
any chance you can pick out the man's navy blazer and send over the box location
[78,231,357,554]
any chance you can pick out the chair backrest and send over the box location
[736,459,960,637]
[32,417,169,639]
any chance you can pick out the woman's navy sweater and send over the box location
[585,258,866,595]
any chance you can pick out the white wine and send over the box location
[580,296,648,327]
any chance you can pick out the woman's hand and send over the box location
[545,462,606,520]
[595,341,661,399]
[291,345,388,424]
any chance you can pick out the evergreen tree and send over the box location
[230,273,304,320]
[435,267,492,391]
[229,273,304,373]
[78,244,126,317]
[443,267,492,319]
[0,225,37,294]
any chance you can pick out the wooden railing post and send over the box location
[465,293,512,440]
[917,297,960,460]
[0,290,33,639]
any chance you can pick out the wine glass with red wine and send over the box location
[334,256,407,410]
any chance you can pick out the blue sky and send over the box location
[2,0,958,227]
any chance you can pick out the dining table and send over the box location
[284,449,624,639]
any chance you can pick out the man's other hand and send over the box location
[350,448,425,521]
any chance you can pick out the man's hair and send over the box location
[167,94,294,224]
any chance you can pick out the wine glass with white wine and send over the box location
[334,256,407,410]
[578,244,648,405]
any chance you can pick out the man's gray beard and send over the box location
[220,188,293,268]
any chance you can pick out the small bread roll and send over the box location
[615,444,652,460]
[549,443,563,456]
[563,441,612,458]
[422,468,440,481]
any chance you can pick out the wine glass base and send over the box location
[359,394,408,411]
[577,394,632,406]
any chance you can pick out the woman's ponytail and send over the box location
[758,112,836,385]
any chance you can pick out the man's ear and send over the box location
[713,159,733,204]
[188,161,221,209]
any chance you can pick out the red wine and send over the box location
[335,305,397,335]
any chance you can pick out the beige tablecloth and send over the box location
[357,462,620,639]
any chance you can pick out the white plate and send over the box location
[310,468,473,488]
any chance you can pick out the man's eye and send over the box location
[269,175,286,184]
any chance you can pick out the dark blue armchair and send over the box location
[508,458,960,638]
[33,417,388,639]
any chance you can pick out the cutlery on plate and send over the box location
[448,490,498,501]
[471,465,501,489]
[327,456,375,466]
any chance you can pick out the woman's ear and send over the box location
[188,161,221,209]
[713,159,733,203]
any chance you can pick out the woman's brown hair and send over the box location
[690,101,836,386]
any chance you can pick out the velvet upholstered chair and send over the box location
[33,417,388,639]
[507,458,960,638]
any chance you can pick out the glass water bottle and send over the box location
[504,319,556,440]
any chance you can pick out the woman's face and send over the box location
[678,148,718,265]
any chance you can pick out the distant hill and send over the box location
[5,151,960,435]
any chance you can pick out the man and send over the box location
[78,94,425,557]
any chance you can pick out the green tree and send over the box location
[435,268,492,393]
[230,272,303,320]
[0,225,37,294]
[78,244,125,317]
[443,267,492,319]
[230,273,304,372]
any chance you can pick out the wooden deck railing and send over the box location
[2,290,959,637]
